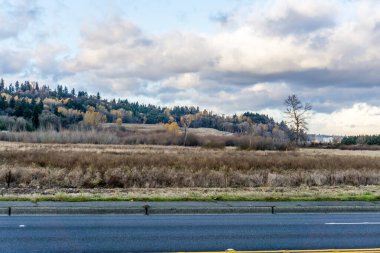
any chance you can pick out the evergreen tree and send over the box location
[57,85,63,99]
[25,81,31,91]
[63,86,68,97]
[20,82,26,92]
[0,96,7,110]
[32,105,40,129]
[38,100,44,113]
[0,78,4,91]
[14,101,24,117]
[78,91,88,97]
[8,84,14,93]
[9,96,16,109]
[22,99,32,119]
[15,81,20,91]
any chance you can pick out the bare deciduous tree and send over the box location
[284,94,312,144]
[180,114,194,146]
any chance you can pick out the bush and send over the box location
[202,141,225,149]
[184,133,200,146]
[0,116,33,131]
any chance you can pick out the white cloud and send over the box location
[161,73,201,89]
[209,26,329,76]
[65,17,214,82]
[311,103,380,135]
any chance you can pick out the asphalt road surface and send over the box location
[1,213,380,252]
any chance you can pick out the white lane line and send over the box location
[19,225,26,228]
[325,222,380,225]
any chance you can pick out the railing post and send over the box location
[144,205,150,215]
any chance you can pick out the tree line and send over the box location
[0,79,291,141]
[341,135,380,145]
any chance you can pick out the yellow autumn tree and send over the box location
[116,118,123,128]
[163,108,171,117]
[164,122,180,136]
[84,106,106,126]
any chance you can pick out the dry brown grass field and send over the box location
[1,141,380,201]
[102,123,234,137]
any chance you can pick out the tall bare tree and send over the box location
[284,94,312,144]
[180,114,194,146]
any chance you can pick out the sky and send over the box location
[1,0,380,135]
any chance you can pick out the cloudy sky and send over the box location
[1,0,380,135]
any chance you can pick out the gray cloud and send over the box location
[0,0,42,39]
[266,7,336,35]
[0,50,31,74]
[209,67,380,89]
[32,44,72,81]
[210,11,230,25]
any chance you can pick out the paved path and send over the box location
[1,213,380,252]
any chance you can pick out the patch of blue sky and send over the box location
[40,0,255,34]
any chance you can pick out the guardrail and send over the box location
[2,205,380,215]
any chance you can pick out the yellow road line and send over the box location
[177,249,380,253]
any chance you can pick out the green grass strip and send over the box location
[0,192,380,202]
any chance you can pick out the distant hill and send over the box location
[0,79,290,140]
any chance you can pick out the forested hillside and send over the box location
[0,79,290,140]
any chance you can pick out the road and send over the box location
[1,213,380,252]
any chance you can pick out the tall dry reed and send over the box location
[1,147,380,188]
